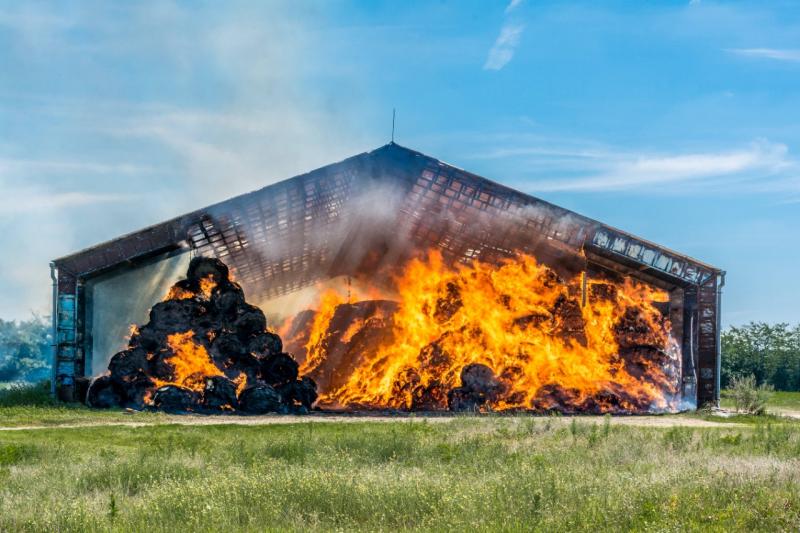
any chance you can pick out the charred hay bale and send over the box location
[433,281,462,324]
[86,375,122,408]
[410,381,448,411]
[129,324,161,352]
[203,376,239,410]
[108,348,148,385]
[418,340,452,374]
[239,385,282,414]
[614,308,662,349]
[147,299,208,333]
[276,376,318,409]
[211,332,247,363]
[187,256,229,283]
[391,367,421,403]
[213,285,246,317]
[226,352,262,383]
[447,387,482,412]
[617,345,670,379]
[152,385,199,413]
[147,348,178,381]
[460,363,505,397]
[168,279,197,298]
[551,296,587,346]
[233,306,267,337]
[260,353,298,386]
[118,375,155,410]
[530,383,582,413]
[589,282,617,303]
[247,332,282,358]
[578,384,631,414]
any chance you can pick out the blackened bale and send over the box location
[187,256,229,283]
[203,376,239,410]
[447,387,481,412]
[211,333,247,362]
[213,288,246,317]
[239,385,282,414]
[234,307,267,337]
[248,332,282,358]
[108,348,148,386]
[276,376,318,409]
[152,385,199,413]
[148,299,208,333]
[261,353,299,386]
[86,375,121,408]
[460,363,506,400]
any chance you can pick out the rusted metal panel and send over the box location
[696,276,720,406]
[589,227,717,286]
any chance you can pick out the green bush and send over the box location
[731,374,773,415]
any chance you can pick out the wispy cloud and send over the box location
[0,157,159,176]
[484,1,525,71]
[484,24,524,71]
[0,188,131,216]
[541,142,794,192]
[726,48,800,62]
[468,137,798,194]
[505,0,524,14]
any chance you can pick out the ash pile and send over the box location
[87,257,317,414]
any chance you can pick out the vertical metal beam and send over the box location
[715,272,726,404]
[696,276,718,406]
[54,271,78,401]
[49,262,58,397]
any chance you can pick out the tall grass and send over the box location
[0,381,52,407]
[0,418,799,531]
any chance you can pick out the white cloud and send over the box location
[528,140,793,192]
[0,157,158,176]
[484,24,525,71]
[505,0,524,14]
[0,188,131,216]
[726,48,800,62]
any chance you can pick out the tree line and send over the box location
[0,315,51,382]
[721,322,800,391]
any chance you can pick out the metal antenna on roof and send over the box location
[391,108,396,144]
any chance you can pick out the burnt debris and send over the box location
[87,257,317,414]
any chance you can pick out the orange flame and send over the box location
[199,275,217,299]
[299,289,344,375]
[301,250,678,412]
[154,330,224,392]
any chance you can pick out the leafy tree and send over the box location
[721,322,800,391]
[0,315,51,382]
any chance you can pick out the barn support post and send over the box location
[54,271,79,401]
[715,272,726,404]
[696,276,719,407]
[49,262,58,397]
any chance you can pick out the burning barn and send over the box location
[50,143,724,413]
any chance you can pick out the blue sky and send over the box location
[0,0,798,325]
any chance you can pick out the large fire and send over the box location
[283,251,680,414]
[88,252,681,415]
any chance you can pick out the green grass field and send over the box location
[1,385,799,531]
